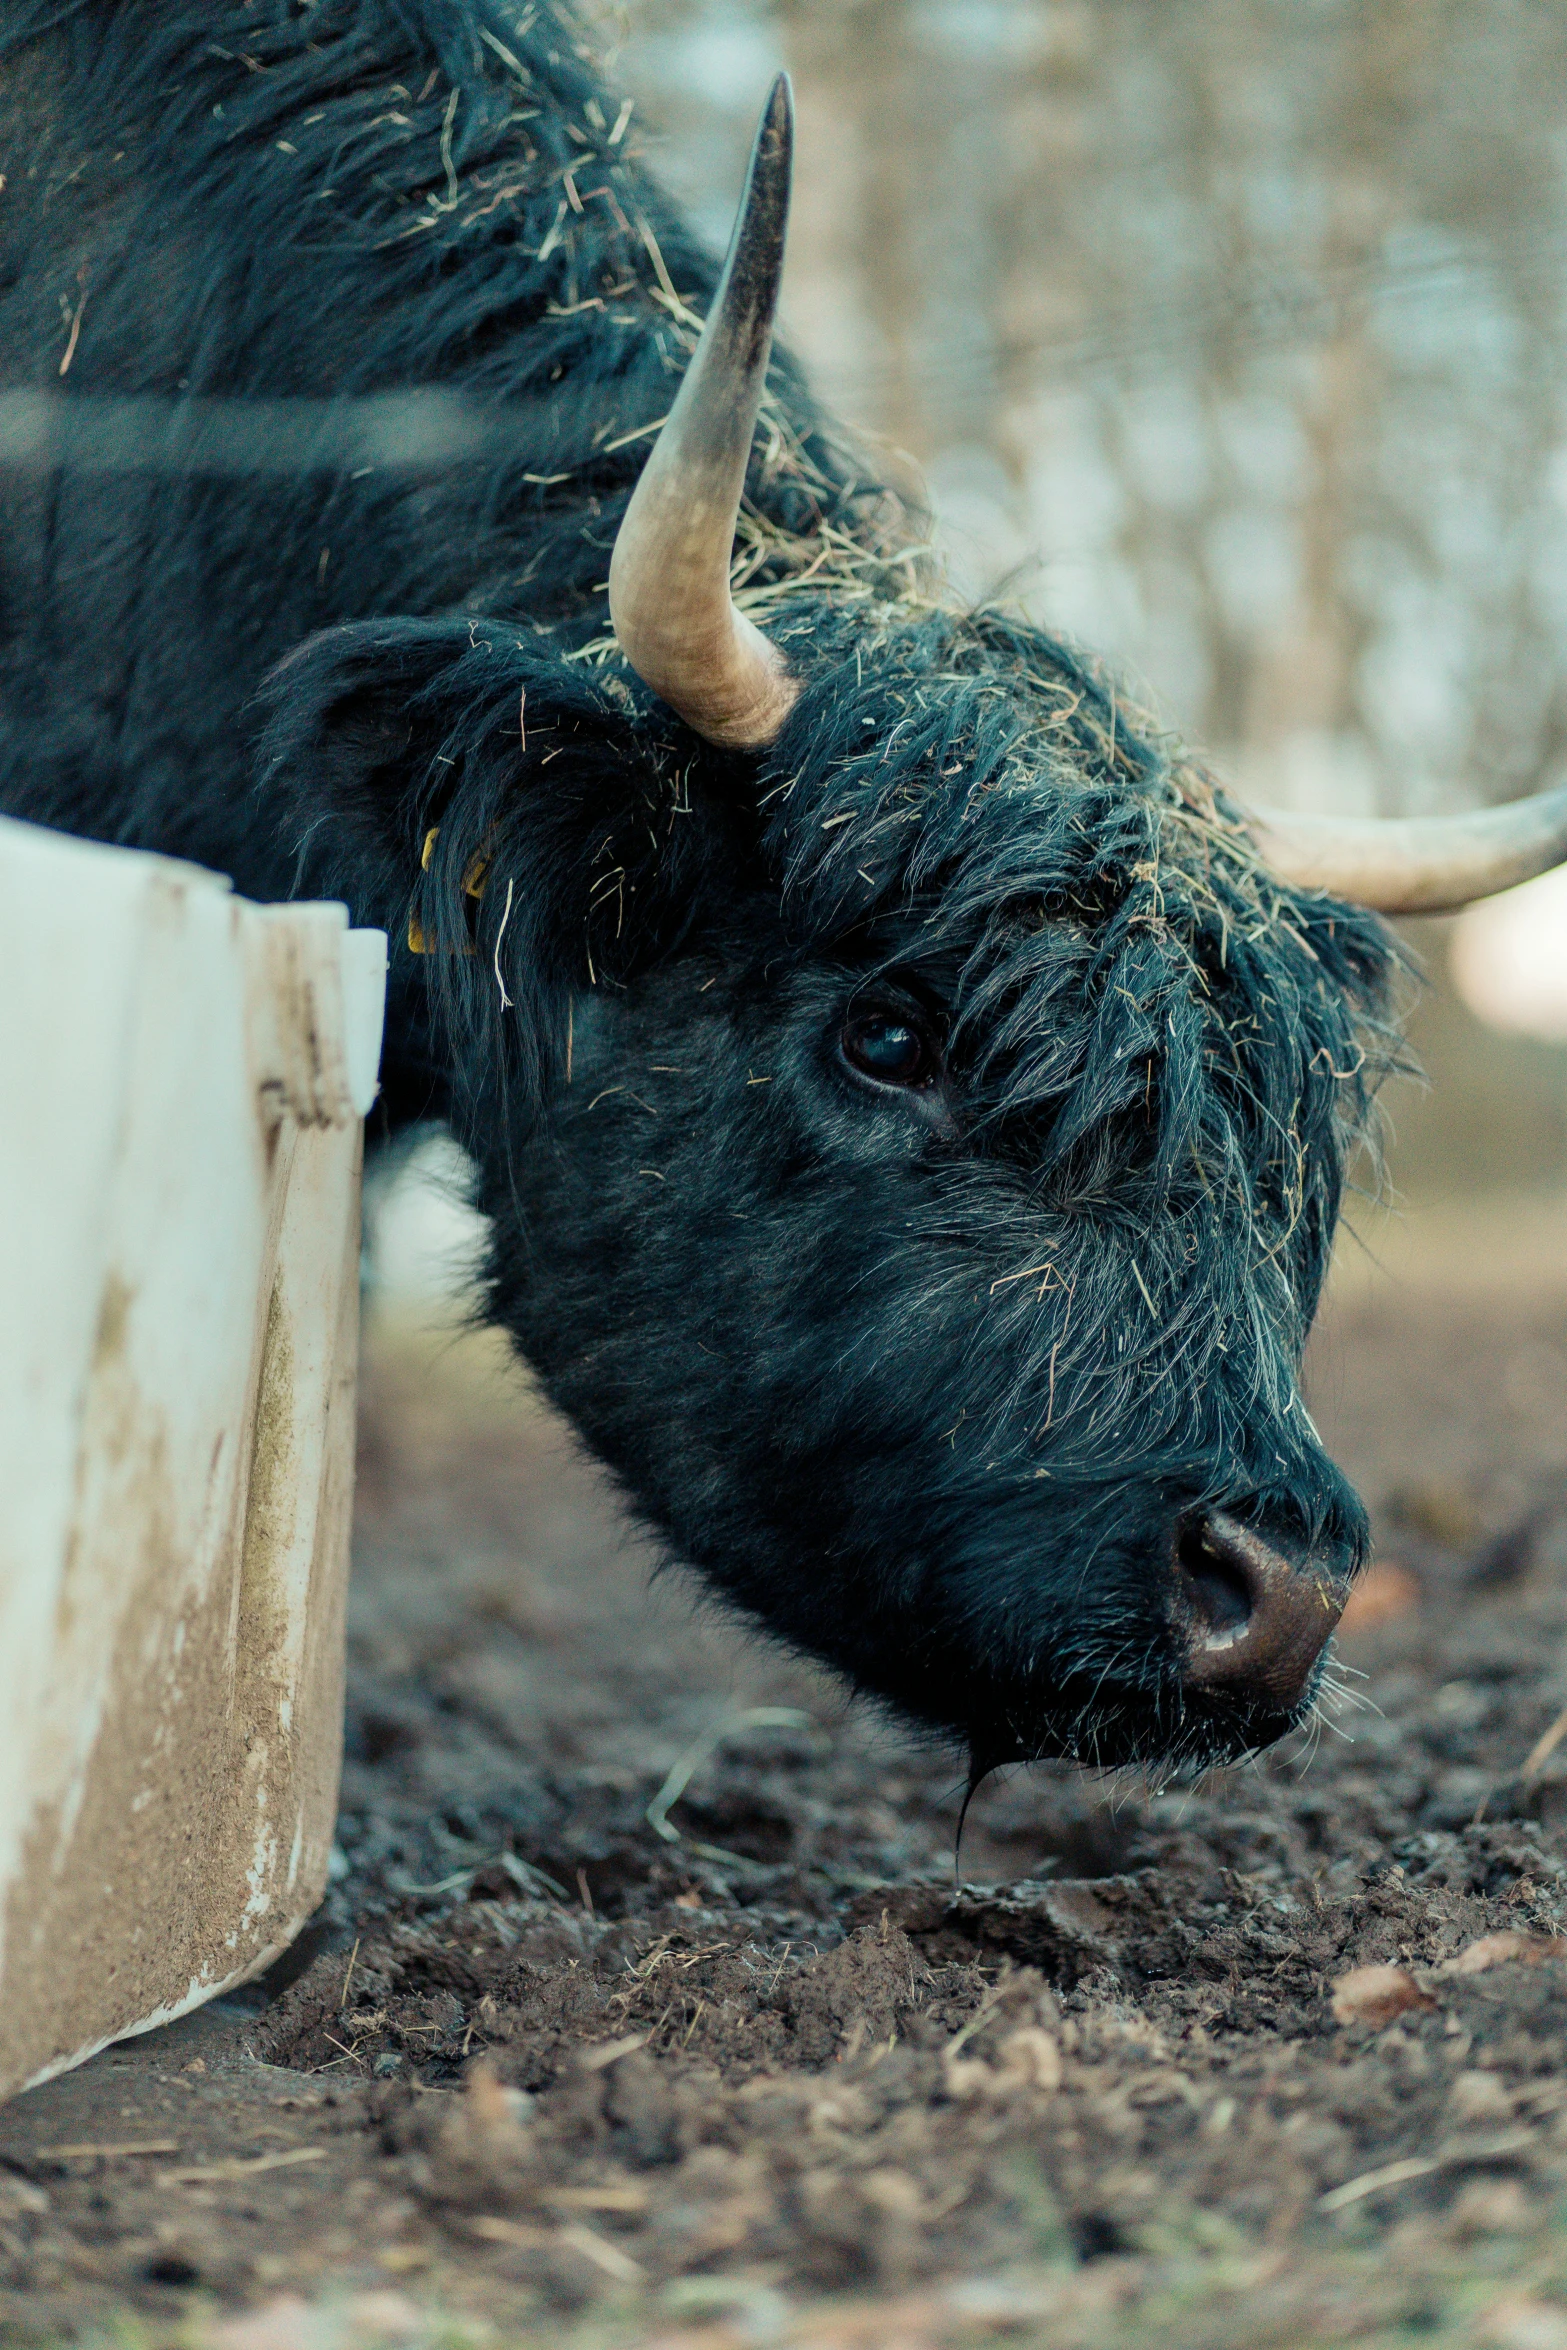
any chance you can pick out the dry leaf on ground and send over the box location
[1330,1964,1436,2026]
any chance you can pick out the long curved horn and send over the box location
[1248,779,1567,913]
[608,78,799,752]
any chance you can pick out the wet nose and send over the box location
[1172,1509,1348,1713]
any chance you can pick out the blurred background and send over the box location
[381,0,1567,1301]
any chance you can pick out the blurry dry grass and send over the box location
[1331,1188,1567,1304]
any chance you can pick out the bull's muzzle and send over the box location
[1173,1508,1349,1715]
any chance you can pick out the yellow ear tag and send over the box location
[408,827,440,953]
[409,827,487,955]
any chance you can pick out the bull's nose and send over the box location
[1173,1509,1347,1713]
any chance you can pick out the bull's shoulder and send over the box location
[0,2,907,700]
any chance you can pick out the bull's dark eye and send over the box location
[841,1004,939,1089]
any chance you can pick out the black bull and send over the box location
[1,1,1562,1784]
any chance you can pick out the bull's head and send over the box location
[269,81,1567,1781]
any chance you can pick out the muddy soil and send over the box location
[5,1227,1567,2349]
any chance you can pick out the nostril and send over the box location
[1172,1506,1349,1711]
[1176,1516,1255,1647]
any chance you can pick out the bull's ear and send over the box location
[255,616,749,1099]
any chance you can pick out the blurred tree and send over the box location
[602,0,1567,821]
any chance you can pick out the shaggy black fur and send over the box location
[0,0,1404,1773]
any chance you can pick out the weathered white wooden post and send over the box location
[0,816,386,2100]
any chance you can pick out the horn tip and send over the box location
[762,72,794,145]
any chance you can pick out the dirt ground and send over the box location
[5,1204,1567,2350]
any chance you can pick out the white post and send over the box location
[0,816,386,2099]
